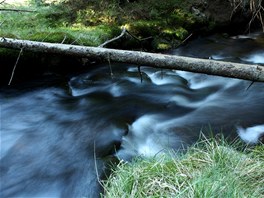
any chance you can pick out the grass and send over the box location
[102,138,264,198]
[1,0,263,51]
[0,0,204,50]
[0,1,120,46]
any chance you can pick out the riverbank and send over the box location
[1,0,263,85]
[103,138,264,197]
[0,1,199,51]
[1,2,263,198]
[1,0,262,50]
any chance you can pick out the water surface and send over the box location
[1,32,264,198]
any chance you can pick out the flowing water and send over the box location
[1,32,264,197]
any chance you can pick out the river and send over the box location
[1,32,264,197]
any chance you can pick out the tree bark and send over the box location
[0,9,35,12]
[0,37,264,82]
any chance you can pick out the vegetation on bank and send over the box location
[0,0,213,51]
[102,138,264,198]
[1,1,263,196]
[1,0,264,51]
[0,2,120,47]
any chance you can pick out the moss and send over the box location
[0,0,211,52]
[169,9,196,27]
[208,20,217,32]
[0,48,20,58]
[151,38,170,50]
[125,20,162,38]
[0,33,17,39]
[161,27,189,40]
[125,21,191,50]
[29,32,76,44]
[157,43,172,50]
[175,27,189,40]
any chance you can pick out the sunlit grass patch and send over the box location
[0,3,120,46]
[3,0,31,6]
[0,0,206,51]
[103,139,264,198]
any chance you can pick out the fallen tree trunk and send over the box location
[0,8,35,12]
[0,37,264,82]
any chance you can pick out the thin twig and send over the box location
[107,53,114,78]
[246,64,263,90]
[8,47,23,85]
[93,141,104,188]
[99,27,153,48]
[70,35,81,45]
[138,65,143,83]
[99,27,126,48]
[0,0,5,4]
[230,2,242,20]
[232,0,264,32]
[41,32,51,42]
[61,35,67,44]
[248,7,262,28]
[0,20,5,27]
[258,11,264,31]
[125,29,153,41]
[175,33,193,49]
[246,81,255,90]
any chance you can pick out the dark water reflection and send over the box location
[1,32,264,198]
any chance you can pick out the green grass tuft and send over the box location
[102,138,264,198]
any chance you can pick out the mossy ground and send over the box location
[0,8,120,47]
[0,0,208,51]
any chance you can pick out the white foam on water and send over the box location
[176,70,240,90]
[211,54,231,60]
[148,71,178,85]
[69,81,124,97]
[169,91,220,108]
[123,76,142,84]
[230,32,260,40]
[136,137,165,157]
[128,67,183,86]
[243,52,264,64]
[117,114,183,158]
[69,87,98,97]
[108,83,123,97]
[237,124,264,144]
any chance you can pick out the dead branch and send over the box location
[175,33,193,49]
[0,37,264,82]
[125,29,153,41]
[0,8,35,12]
[8,47,23,85]
[99,27,152,48]
[99,27,127,48]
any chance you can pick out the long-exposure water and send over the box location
[1,32,264,197]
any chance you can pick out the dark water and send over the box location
[1,32,264,198]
